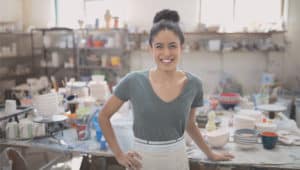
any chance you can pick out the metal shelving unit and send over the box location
[31,27,78,85]
[76,28,130,86]
[0,32,33,103]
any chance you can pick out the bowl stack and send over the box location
[219,92,240,110]
[234,129,259,149]
[255,123,277,133]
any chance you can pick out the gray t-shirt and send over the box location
[113,70,203,141]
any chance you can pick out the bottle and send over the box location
[104,10,112,30]
[95,18,99,29]
[205,111,217,132]
[113,17,119,29]
[100,136,108,150]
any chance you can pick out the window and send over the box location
[200,0,234,27]
[56,0,128,29]
[57,0,84,28]
[200,0,284,32]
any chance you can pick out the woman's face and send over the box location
[150,30,182,72]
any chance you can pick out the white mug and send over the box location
[5,100,17,114]
[19,120,33,139]
[5,121,19,139]
[33,123,46,137]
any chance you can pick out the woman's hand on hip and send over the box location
[209,152,234,161]
[116,151,142,170]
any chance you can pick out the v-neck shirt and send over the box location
[113,70,203,141]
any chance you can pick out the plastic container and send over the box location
[111,114,134,152]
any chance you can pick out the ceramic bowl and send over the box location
[219,93,240,110]
[261,131,278,149]
[206,128,229,148]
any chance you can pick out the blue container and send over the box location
[261,132,278,150]
[96,127,102,142]
[100,139,108,150]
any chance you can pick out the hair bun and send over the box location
[153,9,180,24]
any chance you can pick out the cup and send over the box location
[5,121,19,139]
[33,123,46,137]
[5,100,17,114]
[76,124,88,140]
[261,131,278,149]
[68,102,79,114]
[18,120,33,139]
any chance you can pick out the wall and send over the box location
[22,0,55,29]
[1,0,299,94]
[0,0,23,30]
[129,49,285,94]
[285,0,300,90]
[0,0,22,21]
[127,0,199,32]
[128,0,300,95]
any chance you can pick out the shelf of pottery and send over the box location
[0,32,33,83]
[31,28,78,85]
[128,31,287,53]
[76,28,130,86]
[0,32,33,104]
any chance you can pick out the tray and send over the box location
[0,105,34,121]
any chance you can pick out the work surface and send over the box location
[1,112,300,169]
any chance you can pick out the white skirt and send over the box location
[129,136,189,170]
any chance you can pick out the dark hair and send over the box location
[149,9,184,46]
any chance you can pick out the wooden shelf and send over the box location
[0,55,32,59]
[0,73,32,81]
[44,47,75,51]
[129,31,286,36]
[79,65,121,71]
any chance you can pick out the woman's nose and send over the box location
[163,48,171,56]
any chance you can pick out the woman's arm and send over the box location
[186,108,234,161]
[99,95,142,169]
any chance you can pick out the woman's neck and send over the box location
[150,68,181,82]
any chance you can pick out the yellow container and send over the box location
[111,56,121,66]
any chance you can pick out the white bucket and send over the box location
[111,114,134,152]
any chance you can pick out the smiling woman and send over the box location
[99,9,234,170]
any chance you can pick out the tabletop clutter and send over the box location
[1,74,300,167]
[197,91,300,153]
[0,74,138,156]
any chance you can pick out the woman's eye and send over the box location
[169,44,177,49]
[155,45,163,49]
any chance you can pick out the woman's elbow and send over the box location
[99,111,109,125]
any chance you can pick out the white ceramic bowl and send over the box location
[206,128,229,148]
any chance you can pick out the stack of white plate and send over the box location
[234,129,258,149]
[33,92,60,117]
[237,109,262,122]
[255,122,277,133]
[233,115,256,130]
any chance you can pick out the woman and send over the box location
[99,9,234,170]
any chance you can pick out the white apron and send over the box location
[129,136,189,170]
